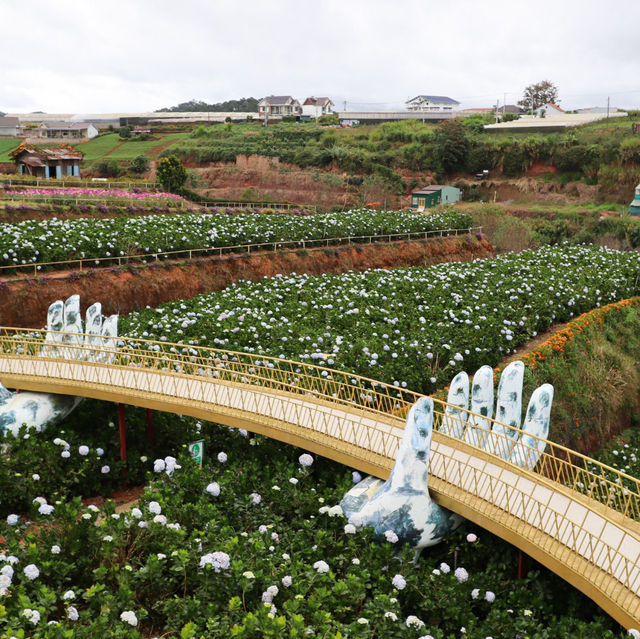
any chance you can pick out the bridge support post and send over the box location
[146,408,155,448]
[118,403,127,474]
[518,549,528,579]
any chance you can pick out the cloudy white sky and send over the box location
[2,0,639,114]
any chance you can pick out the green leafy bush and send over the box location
[95,159,121,178]
[156,155,188,193]
[130,155,150,174]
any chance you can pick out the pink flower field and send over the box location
[4,187,182,200]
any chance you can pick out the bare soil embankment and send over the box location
[0,234,493,328]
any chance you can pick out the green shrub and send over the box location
[157,155,188,192]
[95,159,121,177]
[554,144,599,172]
[620,137,640,164]
[317,114,339,125]
[502,147,529,177]
[130,155,150,174]
[434,119,470,174]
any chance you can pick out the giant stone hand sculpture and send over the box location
[340,361,553,551]
[340,396,463,550]
[442,360,554,471]
[463,365,494,449]
[0,295,119,437]
[440,371,469,439]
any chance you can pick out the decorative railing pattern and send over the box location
[0,328,638,627]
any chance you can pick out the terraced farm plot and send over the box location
[0,208,472,269]
[77,132,190,161]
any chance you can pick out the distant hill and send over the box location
[156,98,258,113]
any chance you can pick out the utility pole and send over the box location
[503,92,506,118]
[495,98,500,123]
[343,100,347,112]
[607,96,610,121]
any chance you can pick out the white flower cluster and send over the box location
[384,529,399,544]
[199,551,231,572]
[120,610,138,626]
[22,608,41,625]
[299,453,314,467]
[391,574,407,590]
[313,560,329,574]
[153,456,181,476]
[206,482,221,496]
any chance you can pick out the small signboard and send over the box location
[188,439,204,467]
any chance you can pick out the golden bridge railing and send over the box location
[3,328,640,624]
[426,439,640,625]
[1,327,640,526]
[3,327,640,626]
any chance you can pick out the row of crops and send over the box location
[122,244,640,394]
[0,208,473,269]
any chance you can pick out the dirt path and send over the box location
[83,485,145,514]
[498,322,565,367]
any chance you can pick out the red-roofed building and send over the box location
[536,103,564,117]
[11,144,84,179]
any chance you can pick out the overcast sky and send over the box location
[2,0,640,114]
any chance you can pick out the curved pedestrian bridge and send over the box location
[0,328,639,629]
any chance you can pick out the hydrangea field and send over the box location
[0,408,628,638]
[122,244,640,393]
[0,208,472,268]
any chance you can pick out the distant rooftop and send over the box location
[40,121,93,130]
[484,111,628,131]
[408,95,460,104]
[260,96,297,105]
[413,185,448,194]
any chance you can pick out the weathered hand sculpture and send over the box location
[443,360,553,470]
[0,295,118,437]
[341,396,463,551]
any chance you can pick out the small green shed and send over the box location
[411,185,461,210]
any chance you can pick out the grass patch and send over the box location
[77,132,190,161]
[0,138,24,162]
[520,298,640,452]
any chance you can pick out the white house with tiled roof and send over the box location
[302,97,334,118]
[0,116,21,137]
[406,95,460,112]
[258,96,302,119]
[36,121,99,140]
